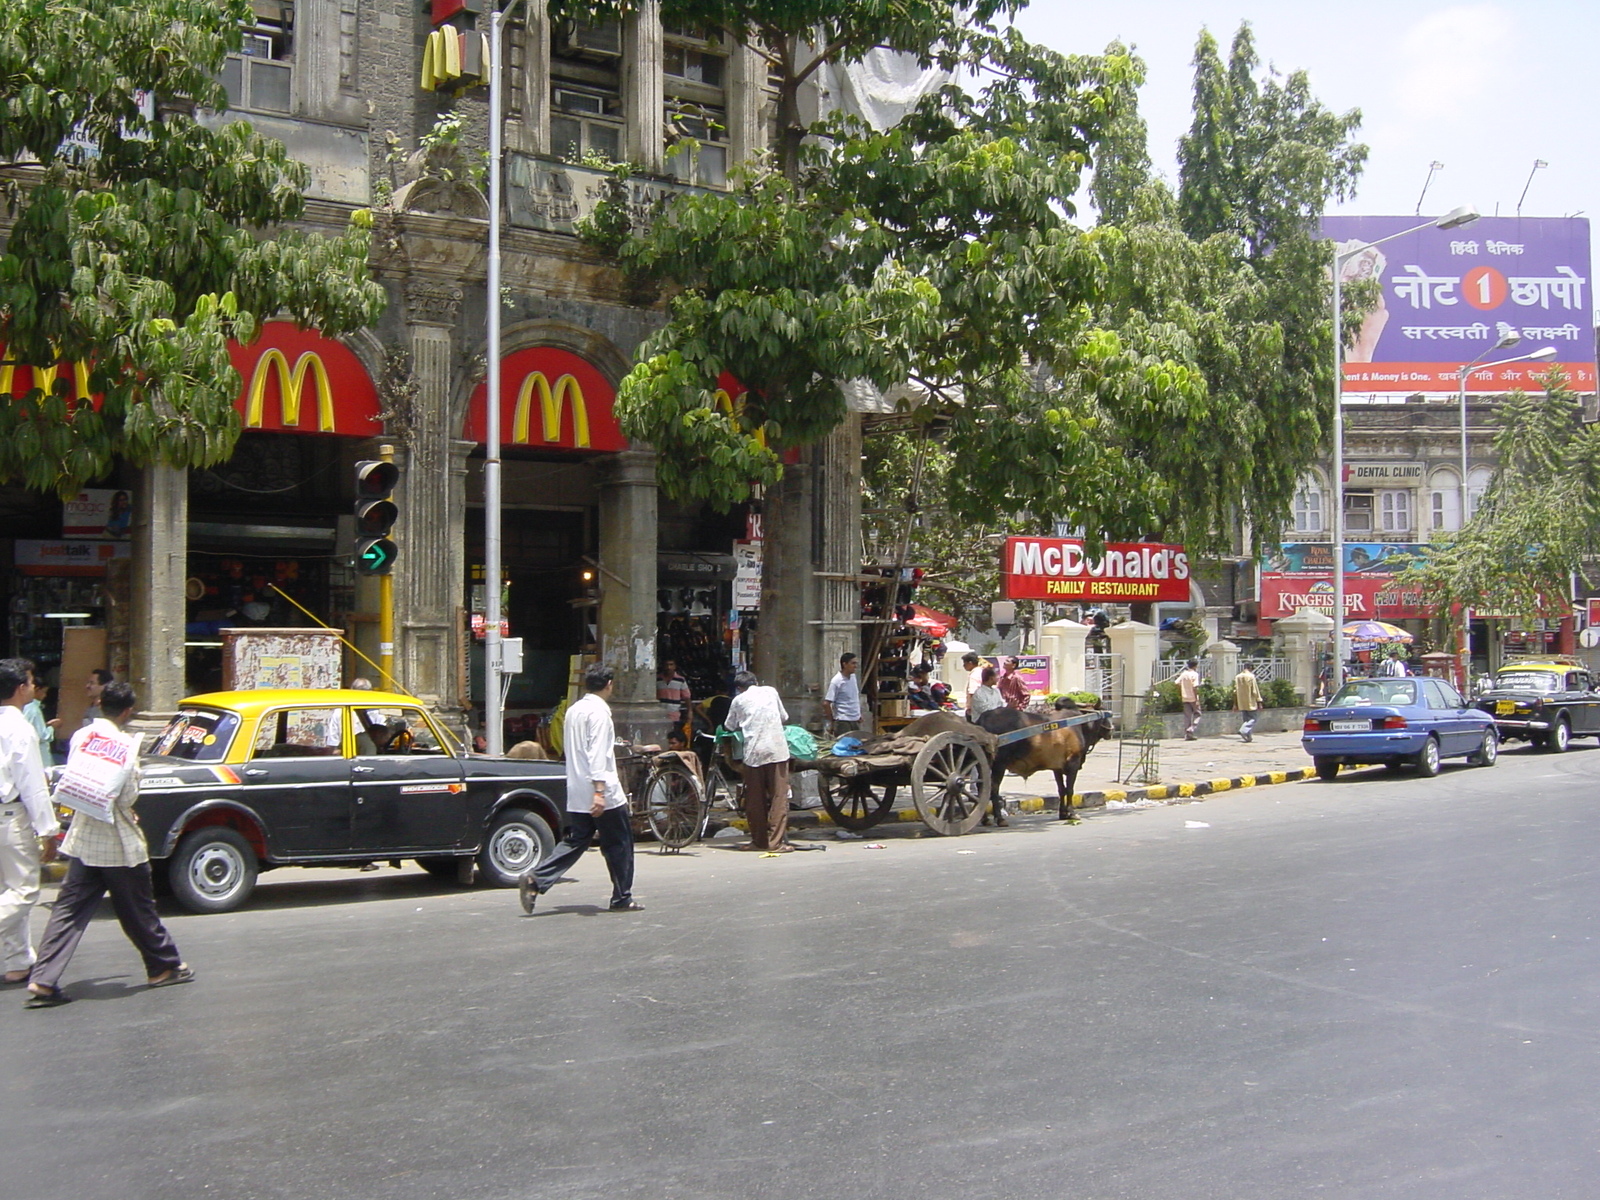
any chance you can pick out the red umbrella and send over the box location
[906,604,955,636]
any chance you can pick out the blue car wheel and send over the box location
[1415,736,1441,777]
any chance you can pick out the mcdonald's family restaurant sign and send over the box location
[3,323,382,438]
[1002,536,1191,603]
[464,347,626,452]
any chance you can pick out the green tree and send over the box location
[1401,373,1600,623]
[0,0,385,495]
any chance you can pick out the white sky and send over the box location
[1013,0,1598,309]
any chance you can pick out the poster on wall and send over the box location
[732,540,762,610]
[1323,215,1595,395]
[62,489,133,539]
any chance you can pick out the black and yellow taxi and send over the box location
[134,690,567,913]
[1471,658,1600,752]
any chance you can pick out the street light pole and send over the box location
[1329,206,1478,695]
[1454,342,1558,687]
[483,0,526,756]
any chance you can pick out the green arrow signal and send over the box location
[355,537,397,575]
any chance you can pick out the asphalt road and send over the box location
[3,741,1599,1200]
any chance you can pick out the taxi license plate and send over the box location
[1330,719,1370,732]
[1496,701,1516,715]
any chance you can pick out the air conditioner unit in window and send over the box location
[567,21,622,58]
[553,88,607,116]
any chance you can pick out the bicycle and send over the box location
[618,746,710,852]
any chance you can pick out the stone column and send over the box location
[1273,608,1334,705]
[597,448,662,744]
[129,464,188,715]
[726,43,766,167]
[1039,619,1088,694]
[510,1,553,155]
[622,0,664,173]
[398,280,467,707]
[1207,638,1240,688]
[1106,619,1159,729]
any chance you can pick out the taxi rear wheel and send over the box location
[169,827,259,914]
[1545,717,1571,753]
[478,808,556,887]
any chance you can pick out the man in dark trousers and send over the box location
[25,683,192,1008]
[519,664,643,914]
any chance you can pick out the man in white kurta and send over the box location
[0,658,60,985]
[724,671,791,852]
[519,665,641,914]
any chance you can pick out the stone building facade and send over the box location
[2,1,865,741]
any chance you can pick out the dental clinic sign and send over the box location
[1002,537,1190,603]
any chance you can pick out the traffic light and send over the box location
[354,459,400,575]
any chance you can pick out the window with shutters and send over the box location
[222,0,295,115]
[550,19,624,161]
[1378,489,1412,534]
[1292,485,1323,533]
[664,25,729,187]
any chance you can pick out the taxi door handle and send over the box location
[243,768,268,778]
[352,765,376,774]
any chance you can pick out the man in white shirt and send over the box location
[1175,659,1202,740]
[519,664,642,914]
[26,683,191,1008]
[0,659,61,986]
[724,671,792,852]
[822,652,862,735]
[961,652,985,718]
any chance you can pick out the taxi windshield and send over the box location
[1330,680,1418,707]
[1492,671,1560,694]
[149,708,240,762]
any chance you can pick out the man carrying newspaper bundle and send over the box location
[25,682,193,1009]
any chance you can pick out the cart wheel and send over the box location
[910,731,992,836]
[821,777,897,831]
[643,760,707,851]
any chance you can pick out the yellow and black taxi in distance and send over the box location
[132,689,567,913]
[1471,657,1600,752]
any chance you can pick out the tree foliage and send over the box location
[584,8,1368,565]
[1076,23,1369,551]
[0,0,385,495]
[1400,373,1600,621]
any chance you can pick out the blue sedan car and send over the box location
[1302,676,1499,781]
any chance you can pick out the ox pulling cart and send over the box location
[814,708,1112,836]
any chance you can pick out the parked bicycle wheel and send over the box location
[643,758,708,850]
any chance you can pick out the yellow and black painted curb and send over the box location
[719,765,1319,831]
[1022,765,1319,811]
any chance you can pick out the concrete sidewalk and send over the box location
[1010,728,1314,811]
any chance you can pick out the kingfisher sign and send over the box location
[465,347,625,451]
[1002,537,1191,603]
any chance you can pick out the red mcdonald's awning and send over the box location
[465,347,626,452]
[227,323,382,437]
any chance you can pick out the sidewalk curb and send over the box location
[715,765,1318,832]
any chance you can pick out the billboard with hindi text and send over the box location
[1324,215,1595,395]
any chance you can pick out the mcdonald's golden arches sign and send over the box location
[465,347,626,452]
[227,323,382,437]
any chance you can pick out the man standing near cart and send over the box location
[724,671,793,853]
[519,664,642,915]
[822,652,862,737]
